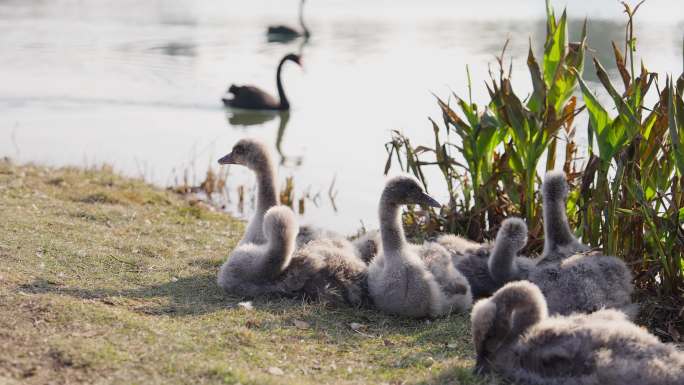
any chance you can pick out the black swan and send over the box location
[267,0,310,42]
[222,53,301,111]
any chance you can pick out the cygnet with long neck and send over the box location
[367,176,472,318]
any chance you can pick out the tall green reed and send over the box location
[385,0,683,328]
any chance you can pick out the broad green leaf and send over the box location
[668,79,684,175]
[606,118,628,150]
[545,0,556,32]
[475,118,504,161]
[644,184,656,201]
[527,45,546,114]
[567,188,580,212]
[458,97,479,129]
[543,10,567,87]
[593,58,639,127]
[501,80,529,153]
[577,75,614,161]
[639,111,664,175]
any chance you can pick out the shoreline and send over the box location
[0,159,478,385]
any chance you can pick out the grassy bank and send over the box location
[0,160,481,385]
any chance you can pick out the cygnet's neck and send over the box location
[542,193,576,251]
[262,225,296,279]
[496,286,546,336]
[379,195,407,254]
[489,238,518,283]
[253,157,278,218]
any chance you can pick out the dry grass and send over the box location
[0,160,484,385]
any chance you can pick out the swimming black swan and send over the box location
[471,281,684,384]
[222,53,301,111]
[267,0,311,41]
[367,176,472,318]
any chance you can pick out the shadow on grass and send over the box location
[17,276,485,379]
[17,273,361,320]
[18,274,241,317]
[18,274,475,362]
[415,365,494,385]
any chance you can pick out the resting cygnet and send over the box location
[218,205,368,306]
[488,171,635,317]
[218,138,381,261]
[350,230,382,265]
[539,170,590,262]
[471,281,684,385]
[367,176,472,318]
[437,218,535,299]
[218,139,278,246]
[296,226,381,265]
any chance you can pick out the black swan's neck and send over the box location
[255,160,278,219]
[299,0,310,38]
[276,58,290,110]
[379,197,407,254]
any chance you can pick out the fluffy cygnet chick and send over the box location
[218,138,381,262]
[218,139,278,246]
[367,176,472,318]
[217,205,368,306]
[539,170,590,263]
[486,171,636,317]
[471,281,684,385]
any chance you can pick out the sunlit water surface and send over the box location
[1,0,682,233]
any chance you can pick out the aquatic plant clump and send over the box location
[385,0,684,340]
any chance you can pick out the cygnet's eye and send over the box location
[234,145,244,154]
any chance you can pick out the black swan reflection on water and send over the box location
[225,110,301,166]
[267,0,310,42]
[222,53,302,111]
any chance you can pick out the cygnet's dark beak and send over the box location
[217,152,235,165]
[419,192,441,208]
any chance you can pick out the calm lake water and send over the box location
[1,0,682,234]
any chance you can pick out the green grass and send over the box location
[0,160,484,385]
